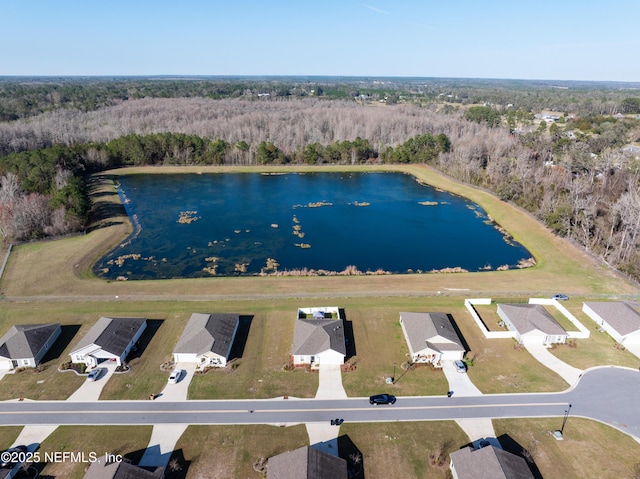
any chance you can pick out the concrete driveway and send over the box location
[66,362,118,402]
[624,343,640,361]
[315,363,347,399]
[441,361,482,397]
[155,363,197,401]
[524,343,583,386]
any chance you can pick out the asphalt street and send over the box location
[1,367,638,439]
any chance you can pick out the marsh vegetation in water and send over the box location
[94,172,532,279]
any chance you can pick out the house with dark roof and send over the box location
[582,302,640,345]
[267,446,348,479]
[70,317,147,368]
[83,455,163,479]
[399,312,465,365]
[450,445,535,479]
[0,323,61,370]
[497,304,567,345]
[172,313,240,368]
[292,307,346,368]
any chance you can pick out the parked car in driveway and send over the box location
[454,360,467,373]
[86,368,102,382]
[369,394,396,405]
[168,369,183,384]
[552,293,569,301]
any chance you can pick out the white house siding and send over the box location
[624,331,640,344]
[0,359,11,370]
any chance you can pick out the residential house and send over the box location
[582,302,640,345]
[83,455,163,479]
[172,313,240,368]
[497,304,567,345]
[292,307,346,368]
[0,323,61,370]
[267,446,348,479]
[450,445,535,479]
[70,317,146,368]
[399,312,465,365]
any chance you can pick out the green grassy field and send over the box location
[35,426,153,479]
[493,418,640,479]
[0,164,638,478]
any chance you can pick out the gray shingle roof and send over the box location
[498,304,566,335]
[83,455,164,479]
[450,446,535,479]
[267,446,348,479]
[0,323,60,360]
[174,313,239,357]
[73,317,146,356]
[584,302,640,336]
[400,312,465,354]
[292,318,346,356]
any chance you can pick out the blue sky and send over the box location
[1,0,638,81]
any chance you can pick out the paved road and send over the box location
[1,368,638,439]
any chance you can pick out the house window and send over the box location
[22,359,30,366]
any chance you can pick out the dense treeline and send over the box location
[1,78,639,280]
[0,130,450,241]
[2,77,640,122]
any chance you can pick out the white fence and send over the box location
[465,297,590,340]
[528,298,590,339]
[464,298,517,339]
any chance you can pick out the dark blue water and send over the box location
[94,172,532,279]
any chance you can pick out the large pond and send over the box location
[94,172,532,280]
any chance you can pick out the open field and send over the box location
[35,426,153,479]
[493,418,640,479]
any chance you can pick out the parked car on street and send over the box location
[168,369,183,384]
[369,394,396,405]
[552,294,569,301]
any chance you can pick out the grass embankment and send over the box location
[1,165,637,300]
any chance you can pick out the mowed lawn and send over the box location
[493,418,640,479]
[36,426,152,479]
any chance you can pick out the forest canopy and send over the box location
[0,77,639,279]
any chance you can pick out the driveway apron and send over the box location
[524,343,583,386]
[307,363,348,445]
[441,361,482,397]
[66,362,118,402]
[155,363,197,401]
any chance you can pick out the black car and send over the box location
[369,394,396,405]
